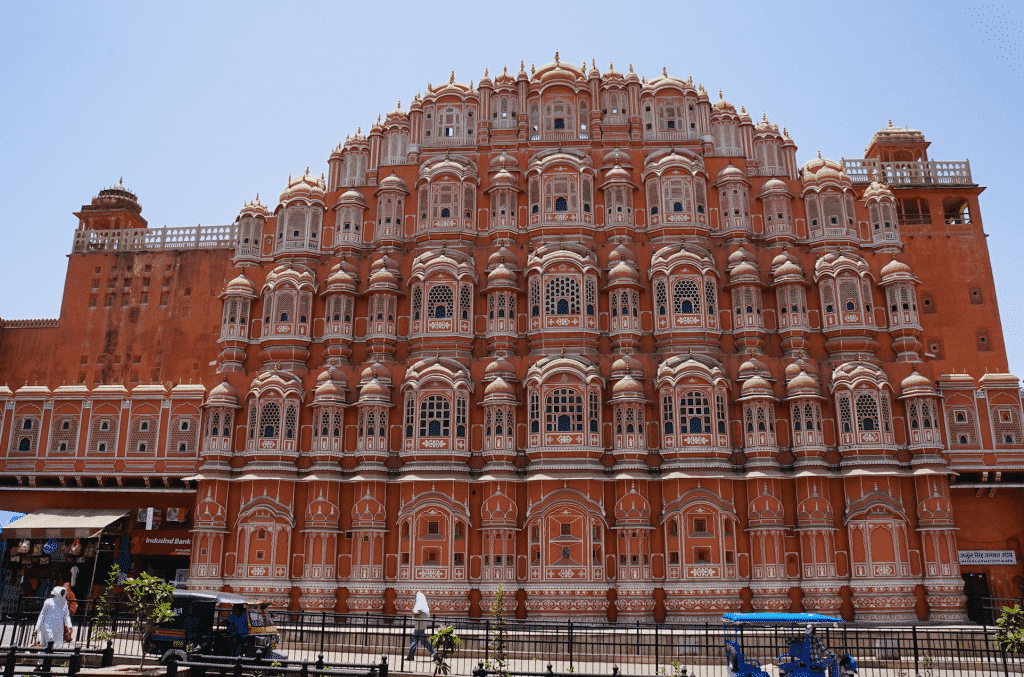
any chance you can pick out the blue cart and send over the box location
[723,613,857,677]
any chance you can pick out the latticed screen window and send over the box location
[806,195,820,229]
[419,395,451,438]
[412,286,422,320]
[822,194,843,226]
[530,278,541,316]
[284,405,297,440]
[456,396,467,438]
[589,391,599,432]
[647,179,660,215]
[405,399,415,438]
[544,176,578,213]
[545,388,584,433]
[50,416,79,453]
[585,278,596,316]
[275,292,295,323]
[673,279,701,314]
[994,408,1023,445]
[716,395,727,434]
[248,403,257,439]
[128,416,157,453]
[838,396,853,433]
[260,402,280,438]
[663,178,692,214]
[948,408,978,446]
[680,391,711,434]
[821,281,836,313]
[459,284,472,320]
[530,392,540,433]
[855,394,879,432]
[545,277,580,316]
[662,394,675,434]
[655,281,668,316]
[90,416,118,453]
[705,281,716,315]
[169,415,199,453]
[432,184,457,220]
[426,285,454,319]
[879,394,892,432]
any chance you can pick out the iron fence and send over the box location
[0,604,1021,677]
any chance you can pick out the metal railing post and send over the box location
[42,641,54,676]
[378,654,388,677]
[485,618,490,666]
[320,611,326,657]
[568,618,573,670]
[654,623,660,672]
[69,646,83,677]
[102,640,114,667]
[3,647,16,677]
[400,613,407,673]
[165,652,178,677]
[912,624,920,677]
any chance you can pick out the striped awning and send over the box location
[2,509,128,539]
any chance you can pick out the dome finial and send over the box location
[591,57,596,69]
[628,62,634,72]
[762,112,768,123]
[888,118,894,127]
[503,64,508,75]
[554,50,559,63]
[718,89,723,99]
[484,67,488,77]
[662,65,667,76]
[397,99,401,109]
[450,70,455,83]
[119,176,123,185]
[817,149,822,159]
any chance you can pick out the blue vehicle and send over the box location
[723,613,857,677]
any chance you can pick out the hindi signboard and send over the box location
[958,550,1017,566]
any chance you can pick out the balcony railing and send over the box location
[72,224,237,254]
[843,158,973,185]
[643,129,698,142]
[603,114,628,126]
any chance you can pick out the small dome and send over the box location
[773,260,804,280]
[881,258,912,277]
[487,246,519,270]
[326,263,357,290]
[602,147,632,167]
[359,378,389,401]
[603,164,632,183]
[485,354,516,380]
[784,357,817,378]
[738,355,770,381]
[315,369,347,399]
[224,270,256,296]
[369,265,398,287]
[490,168,517,187]
[816,166,842,181]
[608,260,639,284]
[207,378,239,405]
[771,249,796,268]
[741,373,773,397]
[787,369,819,391]
[339,189,367,207]
[378,172,407,192]
[490,151,519,170]
[360,361,392,385]
[487,263,518,286]
[484,376,516,398]
[612,374,644,397]
[730,260,760,280]
[280,169,326,202]
[863,180,894,200]
[728,247,752,265]
[239,195,269,217]
[713,95,736,112]
[759,178,789,196]
[611,352,643,377]
[717,164,746,182]
[901,370,933,391]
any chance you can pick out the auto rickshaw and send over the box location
[143,590,287,664]
[723,613,857,677]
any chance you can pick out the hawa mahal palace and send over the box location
[1,56,1021,623]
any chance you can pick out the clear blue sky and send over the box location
[1,1,1022,376]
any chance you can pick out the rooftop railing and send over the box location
[843,158,973,186]
[71,224,238,254]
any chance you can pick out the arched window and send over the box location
[855,393,878,432]
[681,391,711,433]
[260,402,280,439]
[545,388,584,433]
[545,277,580,316]
[427,285,454,320]
[673,279,701,315]
[18,438,30,451]
[419,395,451,438]
[555,196,568,212]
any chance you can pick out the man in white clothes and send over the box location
[406,592,437,661]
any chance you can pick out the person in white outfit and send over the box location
[35,586,72,649]
[405,592,436,661]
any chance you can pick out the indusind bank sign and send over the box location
[131,530,192,557]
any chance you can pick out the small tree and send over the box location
[488,585,510,677]
[430,624,461,677]
[996,604,1024,654]
[92,564,122,646]
[122,572,176,667]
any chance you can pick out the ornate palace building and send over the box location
[1,56,1022,623]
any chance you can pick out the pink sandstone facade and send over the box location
[1,56,1022,622]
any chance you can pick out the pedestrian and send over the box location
[225,603,249,656]
[34,586,72,667]
[405,592,436,662]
